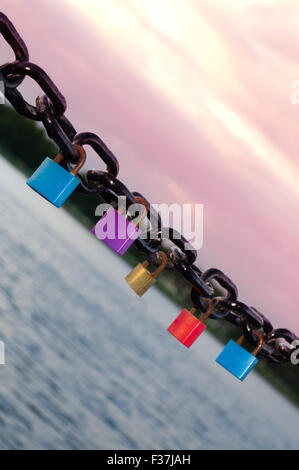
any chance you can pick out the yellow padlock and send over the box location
[125,251,168,296]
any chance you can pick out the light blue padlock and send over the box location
[27,146,86,207]
[215,332,263,381]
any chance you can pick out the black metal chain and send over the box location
[0,11,298,365]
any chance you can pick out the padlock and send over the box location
[125,251,168,296]
[168,299,213,348]
[92,196,147,256]
[215,331,263,381]
[26,145,86,207]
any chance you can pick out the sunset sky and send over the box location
[1,0,299,332]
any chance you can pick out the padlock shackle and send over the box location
[142,251,168,279]
[74,132,119,178]
[54,144,86,176]
[152,251,168,278]
[237,330,264,357]
[190,298,214,323]
[201,268,238,301]
[200,298,214,323]
[129,196,148,227]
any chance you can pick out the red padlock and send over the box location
[168,299,213,348]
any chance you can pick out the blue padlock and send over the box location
[215,331,263,381]
[26,145,86,207]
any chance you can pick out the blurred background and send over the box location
[0,0,299,450]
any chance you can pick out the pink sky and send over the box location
[1,0,299,332]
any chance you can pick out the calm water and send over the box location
[0,157,298,450]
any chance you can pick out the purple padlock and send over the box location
[92,197,147,256]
